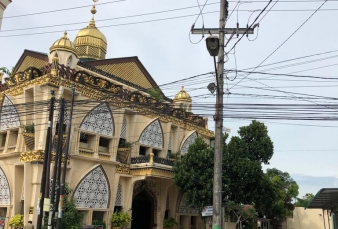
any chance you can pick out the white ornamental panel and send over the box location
[74,166,110,209]
[120,117,127,139]
[115,182,122,206]
[0,167,10,205]
[168,132,172,151]
[180,132,198,154]
[139,120,163,148]
[0,96,20,130]
[177,193,199,214]
[80,103,114,136]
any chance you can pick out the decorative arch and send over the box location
[133,180,157,210]
[80,103,114,136]
[139,119,163,148]
[177,193,199,214]
[115,182,122,206]
[0,95,20,130]
[73,165,110,209]
[180,131,198,154]
[0,167,10,205]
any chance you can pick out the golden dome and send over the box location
[50,32,78,57]
[174,86,192,103]
[74,4,107,60]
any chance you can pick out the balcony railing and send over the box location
[131,155,174,166]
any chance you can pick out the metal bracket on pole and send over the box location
[191,28,254,35]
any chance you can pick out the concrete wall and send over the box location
[285,207,330,229]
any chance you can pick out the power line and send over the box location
[1,2,221,33]
[0,11,219,38]
[0,0,126,20]
[230,0,329,89]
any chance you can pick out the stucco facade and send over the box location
[284,207,330,229]
[0,2,213,228]
[0,53,212,229]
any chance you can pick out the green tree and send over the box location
[294,193,314,208]
[265,168,299,220]
[58,183,84,229]
[0,67,15,76]
[173,121,275,213]
[223,120,275,208]
[148,88,163,102]
[173,137,214,210]
[225,202,257,229]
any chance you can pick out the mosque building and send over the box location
[0,1,214,229]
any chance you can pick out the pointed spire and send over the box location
[89,0,97,28]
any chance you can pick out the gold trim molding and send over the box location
[130,167,174,178]
[116,164,130,175]
[0,74,214,138]
[20,150,44,162]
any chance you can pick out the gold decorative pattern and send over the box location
[79,150,94,157]
[17,56,48,73]
[98,153,110,160]
[20,150,44,162]
[95,62,153,89]
[22,133,35,150]
[6,67,42,88]
[116,164,131,175]
[130,168,174,178]
[0,74,214,138]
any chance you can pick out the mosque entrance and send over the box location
[131,191,154,229]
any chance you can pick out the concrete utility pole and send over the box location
[191,1,255,229]
[212,1,227,228]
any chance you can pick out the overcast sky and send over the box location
[1,0,337,198]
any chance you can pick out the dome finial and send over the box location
[89,0,98,27]
[63,31,68,38]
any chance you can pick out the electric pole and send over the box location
[212,1,227,228]
[191,1,256,228]
[36,91,55,229]
[56,86,75,229]
[48,98,65,229]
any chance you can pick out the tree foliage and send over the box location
[173,120,299,220]
[222,121,274,206]
[0,67,15,77]
[59,183,84,229]
[8,214,23,227]
[265,168,299,219]
[294,193,314,208]
[173,137,214,209]
[225,202,257,229]
[148,88,163,102]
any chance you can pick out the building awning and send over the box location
[306,188,338,209]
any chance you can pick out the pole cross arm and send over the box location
[191,28,254,35]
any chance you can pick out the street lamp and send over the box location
[206,36,220,57]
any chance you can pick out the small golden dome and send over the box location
[74,2,107,60]
[174,86,192,103]
[50,32,78,57]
